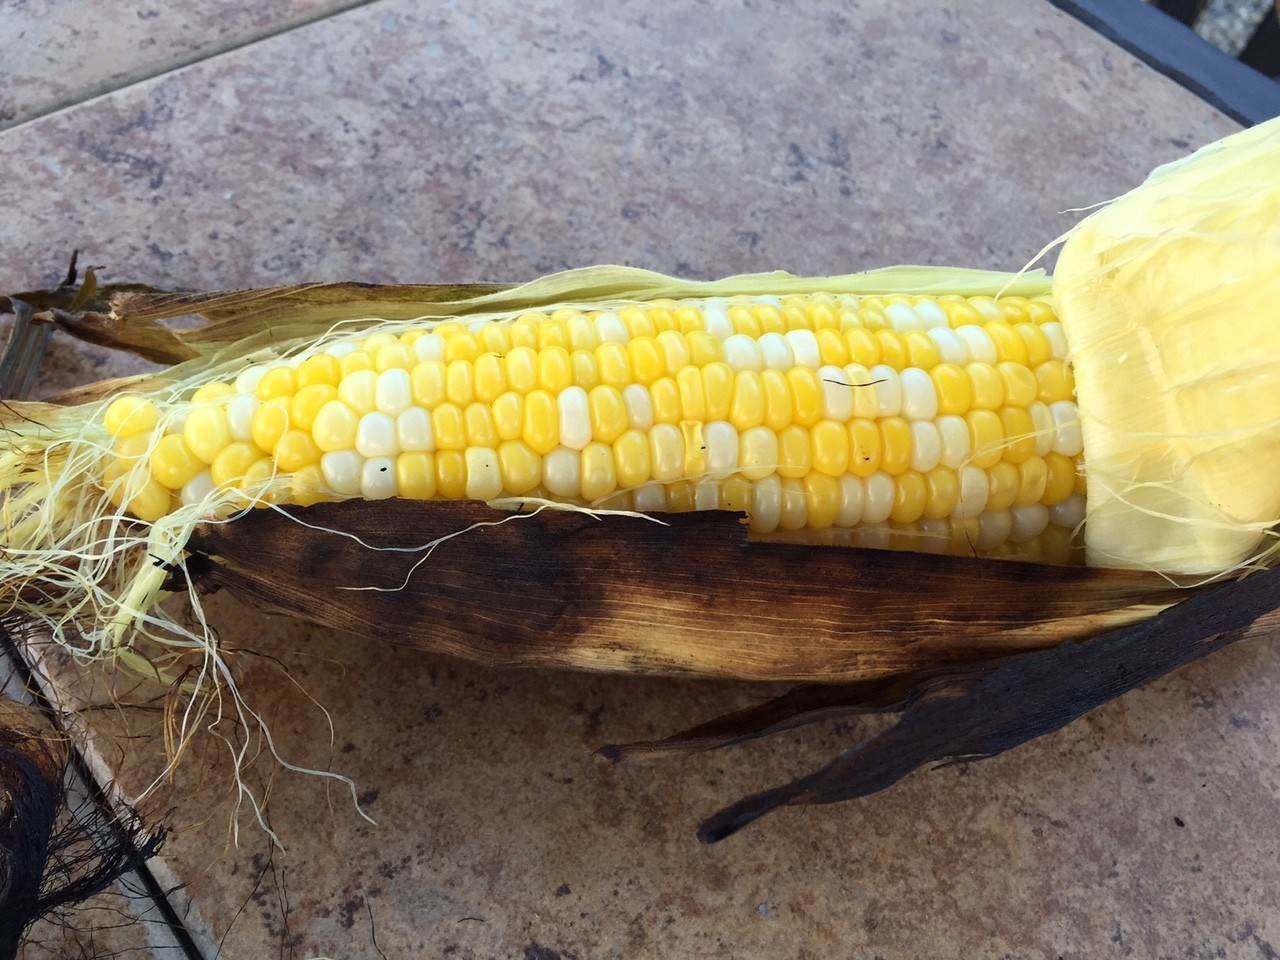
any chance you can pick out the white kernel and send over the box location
[885,303,924,332]
[1049,401,1084,456]
[862,471,895,524]
[622,384,653,431]
[756,295,783,309]
[973,299,1004,322]
[784,329,821,368]
[1042,321,1069,360]
[956,326,998,364]
[543,446,581,497]
[918,517,951,553]
[976,510,1013,550]
[914,300,950,329]
[694,479,720,511]
[818,365,855,421]
[778,477,807,530]
[899,368,938,420]
[594,312,628,344]
[758,333,794,371]
[465,447,503,500]
[909,421,942,473]
[227,394,259,443]
[360,456,397,500]
[937,415,971,469]
[557,386,592,451]
[836,475,864,527]
[748,475,782,533]
[702,299,733,340]
[723,334,764,372]
[868,365,902,417]
[703,421,739,478]
[1030,402,1055,457]
[1049,492,1087,531]
[632,483,666,513]
[1010,504,1051,543]
[956,465,990,520]
[234,365,266,395]
[412,333,446,362]
[355,412,398,458]
[374,368,412,416]
[395,407,434,452]
[925,326,970,365]
[180,469,215,506]
[326,341,359,360]
[320,451,363,496]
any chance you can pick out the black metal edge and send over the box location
[1046,0,1280,126]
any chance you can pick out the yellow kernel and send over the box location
[442,332,479,363]
[523,390,559,455]
[730,371,765,431]
[878,416,912,475]
[807,301,839,331]
[811,420,850,477]
[474,353,507,403]
[650,377,681,424]
[192,382,235,403]
[496,441,540,495]
[400,329,425,347]
[375,343,413,372]
[581,442,617,502]
[362,331,398,353]
[338,368,378,415]
[1043,452,1077,506]
[509,315,540,349]
[435,451,467,499]
[681,421,707,476]
[103,396,160,439]
[666,479,697,513]
[649,306,679,333]
[997,361,1039,409]
[786,367,823,427]
[290,384,338,432]
[848,419,881,477]
[288,464,328,507]
[619,306,655,338]
[1035,360,1076,404]
[844,327,881,367]
[777,425,811,479]
[296,354,342,388]
[566,314,599,352]
[761,369,793,431]
[931,363,973,415]
[274,430,321,473]
[702,362,734,420]
[675,305,704,333]
[1000,407,1037,463]
[966,362,1005,410]
[720,474,752,513]
[875,330,908,370]
[595,342,632,388]
[124,478,173,523]
[987,461,1020,512]
[1016,323,1053,366]
[965,409,1004,469]
[312,400,358,453]
[537,319,569,350]
[969,297,1004,322]
[256,366,296,402]
[923,467,960,519]
[492,391,524,441]
[432,403,467,451]
[613,430,652,488]
[1026,299,1058,325]
[187,406,235,464]
[339,351,374,378]
[943,299,984,328]
[239,458,280,500]
[1015,456,1049,506]
[397,452,438,499]
[728,305,761,338]
[464,403,498,448]
[685,331,722,366]
[571,349,599,389]
[446,359,475,405]
[478,323,510,354]
[904,332,941,369]
[539,346,572,393]
[504,347,538,394]
[816,328,849,366]
[783,305,812,331]
[411,361,447,408]
[656,330,691,372]
[985,323,1029,365]
[676,367,706,421]
[648,424,684,482]
[627,337,665,385]
[588,386,628,443]
[150,434,204,489]
[211,442,267,487]
[890,471,927,524]
[804,473,841,528]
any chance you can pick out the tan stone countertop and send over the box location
[4,1,1276,957]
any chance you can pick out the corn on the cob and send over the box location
[100,293,1086,564]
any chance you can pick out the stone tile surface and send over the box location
[3,0,1275,957]
[0,0,366,131]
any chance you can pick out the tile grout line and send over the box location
[1,0,385,135]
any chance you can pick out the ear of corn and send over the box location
[101,292,1086,565]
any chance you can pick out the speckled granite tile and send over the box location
[5,0,1276,957]
[0,0,366,131]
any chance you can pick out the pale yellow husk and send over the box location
[1055,116,1280,575]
